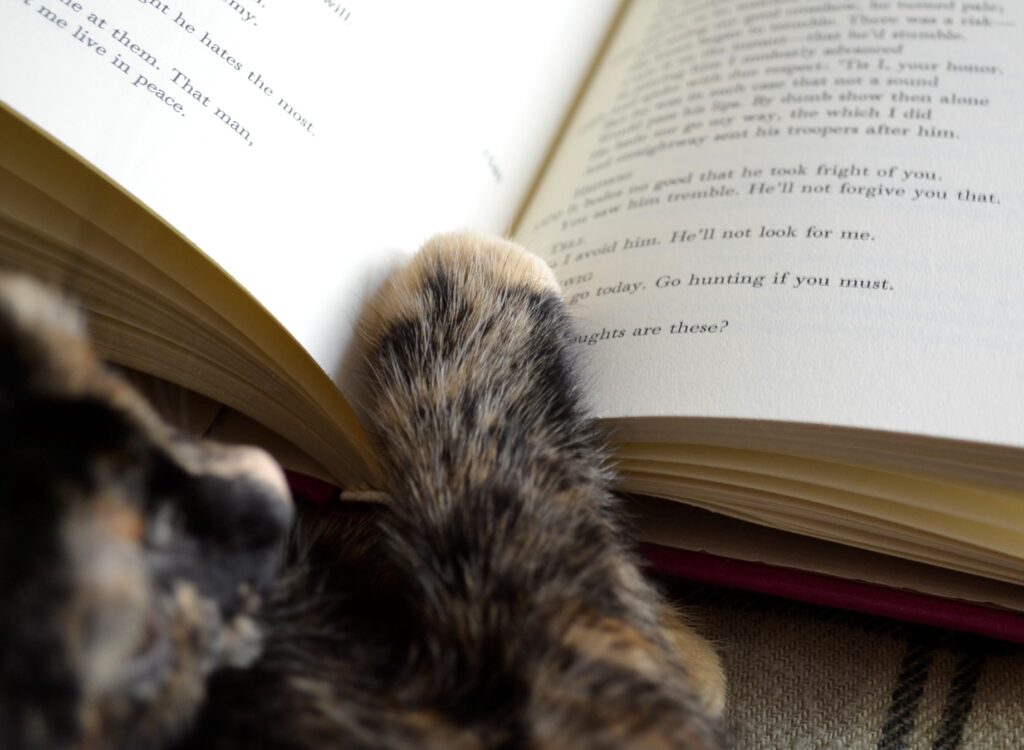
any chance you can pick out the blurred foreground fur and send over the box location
[0,233,726,748]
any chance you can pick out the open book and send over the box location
[4,0,1024,623]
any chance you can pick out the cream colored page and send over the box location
[518,0,1024,447]
[0,0,619,379]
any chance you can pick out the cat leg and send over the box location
[362,232,726,749]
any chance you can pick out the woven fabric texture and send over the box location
[667,582,1024,749]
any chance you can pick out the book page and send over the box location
[0,0,619,379]
[517,0,1024,448]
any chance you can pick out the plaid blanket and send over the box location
[667,582,1024,749]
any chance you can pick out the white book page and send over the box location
[517,0,1024,447]
[0,0,619,378]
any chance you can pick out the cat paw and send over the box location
[360,232,573,422]
[357,230,594,501]
[365,231,560,337]
[0,275,292,747]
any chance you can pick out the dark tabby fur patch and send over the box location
[0,233,725,748]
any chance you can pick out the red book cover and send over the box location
[641,544,1024,645]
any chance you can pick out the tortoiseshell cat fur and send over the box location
[0,233,726,748]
